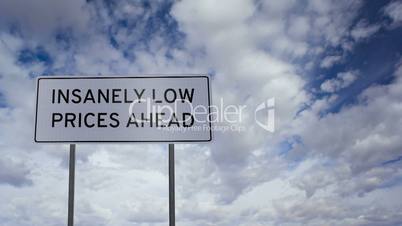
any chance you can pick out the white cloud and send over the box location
[0,0,89,39]
[307,0,361,47]
[350,20,381,41]
[0,158,32,187]
[320,70,359,93]
[288,16,310,39]
[291,62,402,201]
[383,1,402,24]
[172,0,310,205]
[320,55,342,68]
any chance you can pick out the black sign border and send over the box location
[34,75,212,143]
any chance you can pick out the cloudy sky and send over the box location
[1,0,402,225]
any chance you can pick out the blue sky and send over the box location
[1,0,402,225]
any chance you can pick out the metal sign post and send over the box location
[169,144,175,226]
[68,144,76,226]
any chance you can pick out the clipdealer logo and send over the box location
[127,97,276,133]
[254,98,275,132]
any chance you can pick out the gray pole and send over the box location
[169,144,175,226]
[68,144,76,226]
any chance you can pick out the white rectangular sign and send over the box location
[34,76,212,143]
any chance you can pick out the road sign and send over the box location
[34,76,212,143]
